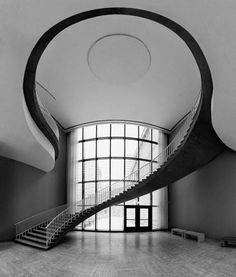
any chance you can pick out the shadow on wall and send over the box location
[0,129,67,241]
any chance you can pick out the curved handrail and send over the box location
[45,91,202,245]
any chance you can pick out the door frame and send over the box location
[124,205,152,231]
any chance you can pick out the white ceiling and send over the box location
[36,14,200,130]
[0,0,235,171]
[87,34,151,85]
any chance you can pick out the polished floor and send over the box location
[0,231,236,276]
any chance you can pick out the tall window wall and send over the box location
[73,122,167,231]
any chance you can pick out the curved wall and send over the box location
[74,122,167,231]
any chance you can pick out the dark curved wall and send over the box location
[0,129,67,241]
[169,149,236,239]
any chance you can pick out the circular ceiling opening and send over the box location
[87,34,151,85]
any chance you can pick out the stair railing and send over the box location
[45,91,202,246]
[15,204,67,240]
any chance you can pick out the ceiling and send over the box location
[0,0,236,171]
[36,13,200,130]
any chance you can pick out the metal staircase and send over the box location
[15,89,226,249]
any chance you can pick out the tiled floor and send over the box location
[0,231,236,276]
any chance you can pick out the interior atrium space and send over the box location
[0,1,236,276]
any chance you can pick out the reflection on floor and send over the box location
[1,231,236,276]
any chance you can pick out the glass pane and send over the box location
[76,162,82,182]
[152,144,159,160]
[84,140,95,159]
[112,124,124,137]
[111,159,124,180]
[111,180,124,196]
[152,207,159,229]
[111,206,124,231]
[97,124,110,137]
[84,125,96,139]
[139,194,151,205]
[139,126,151,141]
[125,198,138,205]
[84,160,95,181]
[140,220,149,227]
[127,220,135,227]
[139,161,151,181]
[84,182,95,197]
[125,160,138,190]
[152,129,159,142]
[152,190,159,206]
[97,159,109,180]
[126,140,138,158]
[76,183,82,202]
[139,141,151,160]
[140,208,149,219]
[77,142,82,160]
[97,181,109,191]
[97,208,109,230]
[125,159,138,177]
[126,124,138,138]
[76,128,82,142]
[97,182,110,204]
[111,139,124,157]
[76,223,82,230]
[97,139,110,157]
[127,208,135,219]
[83,215,95,230]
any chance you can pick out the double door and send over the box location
[124,205,152,231]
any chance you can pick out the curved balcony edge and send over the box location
[22,94,56,172]
[22,7,220,166]
[23,78,59,160]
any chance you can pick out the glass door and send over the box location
[124,206,152,231]
[124,207,137,231]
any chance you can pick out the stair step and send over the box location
[33,228,46,235]
[38,226,46,231]
[15,238,49,250]
[21,234,47,244]
[28,231,47,240]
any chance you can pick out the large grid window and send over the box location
[76,123,166,231]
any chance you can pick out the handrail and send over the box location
[45,91,202,246]
[15,204,68,239]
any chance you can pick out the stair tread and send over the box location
[33,228,46,234]
[28,231,47,239]
[15,238,49,249]
[21,234,47,244]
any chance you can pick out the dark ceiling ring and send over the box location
[23,7,212,161]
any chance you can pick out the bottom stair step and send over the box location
[21,234,47,244]
[15,238,49,250]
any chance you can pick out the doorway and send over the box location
[124,205,152,231]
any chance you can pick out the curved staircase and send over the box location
[15,88,226,249]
